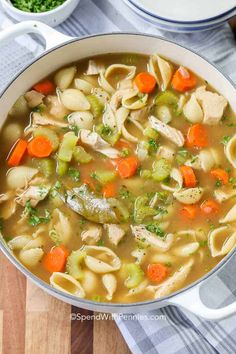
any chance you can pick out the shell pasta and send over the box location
[0,52,236,303]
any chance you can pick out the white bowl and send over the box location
[0,0,81,27]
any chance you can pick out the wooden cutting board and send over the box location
[0,253,130,354]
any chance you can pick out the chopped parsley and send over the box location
[121,147,129,157]
[215,180,222,188]
[199,240,207,247]
[145,223,165,238]
[119,186,131,199]
[24,201,51,227]
[220,135,231,146]
[176,148,189,164]
[148,139,159,153]
[101,125,113,136]
[68,167,80,182]
[97,239,105,246]
[11,0,66,13]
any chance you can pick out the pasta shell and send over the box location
[61,89,90,111]
[225,134,236,168]
[86,60,105,75]
[172,242,199,257]
[80,270,99,293]
[102,274,117,300]
[67,111,94,130]
[7,166,38,190]
[150,253,176,264]
[8,235,32,250]
[23,236,45,250]
[199,148,219,172]
[50,272,85,298]
[99,64,136,94]
[208,225,236,257]
[183,94,203,123]
[99,71,115,94]
[19,248,44,267]
[74,78,94,94]
[156,105,172,124]
[219,204,236,224]
[148,54,172,90]
[160,168,183,192]
[54,66,77,90]
[127,280,149,296]
[214,187,236,203]
[174,187,203,204]
[122,89,148,110]
[83,246,121,273]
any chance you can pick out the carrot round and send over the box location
[27,136,53,158]
[171,66,196,92]
[134,72,156,93]
[7,139,27,167]
[33,80,55,95]
[210,169,229,185]
[102,182,117,198]
[115,156,139,179]
[147,263,168,283]
[200,199,220,215]
[180,165,197,188]
[42,245,69,273]
[186,124,208,148]
[180,204,198,219]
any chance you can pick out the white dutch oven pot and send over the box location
[0,21,236,320]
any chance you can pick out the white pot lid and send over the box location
[129,0,236,23]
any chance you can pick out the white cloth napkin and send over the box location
[1,1,236,353]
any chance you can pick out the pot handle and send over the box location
[0,20,72,50]
[168,283,236,320]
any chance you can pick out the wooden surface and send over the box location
[0,18,236,354]
[0,253,130,354]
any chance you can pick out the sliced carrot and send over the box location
[27,136,53,158]
[83,178,96,192]
[180,204,198,219]
[210,169,229,185]
[200,199,220,215]
[42,245,69,273]
[186,124,208,148]
[7,139,27,167]
[180,165,197,188]
[115,139,133,150]
[171,66,197,92]
[147,263,168,283]
[115,156,139,179]
[102,182,117,198]
[33,80,55,95]
[134,72,156,93]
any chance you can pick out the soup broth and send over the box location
[1,52,236,303]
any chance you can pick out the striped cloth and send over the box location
[1,1,236,353]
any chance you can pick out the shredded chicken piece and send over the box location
[195,86,228,125]
[149,116,184,147]
[25,90,44,108]
[81,226,102,245]
[32,112,68,128]
[16,186,50,207]
[104,224,125,246]
[46,95,69,119]
[86,60,105,75]
[80,129,120,158]
[131,225,173,251]
[0,191,14,203]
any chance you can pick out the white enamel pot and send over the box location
[1,21,236,320]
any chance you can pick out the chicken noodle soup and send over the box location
[1,53,236,303]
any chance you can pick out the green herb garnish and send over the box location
[11,0,66,13]
[145,223,165,238]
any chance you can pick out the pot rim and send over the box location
[0,31,236,309]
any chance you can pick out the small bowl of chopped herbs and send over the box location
[1,0,80,27]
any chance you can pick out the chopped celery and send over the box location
[73,146,93,164]
[124,263,144,288]
[56,159,68,176]
[143,127,159,139]
[58,132,78,162]
[134,195,157,223]
[91,170,117,185]
[176,148,189,165]
[33,126,59,151]
[96,124,120,146]
[140,169,152,179]
[108,198,130,222]
[152,158,171,182]
[35,158,55,177]
[87,95,104,118]
[66,250,85,280]
[155,90,178,106]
